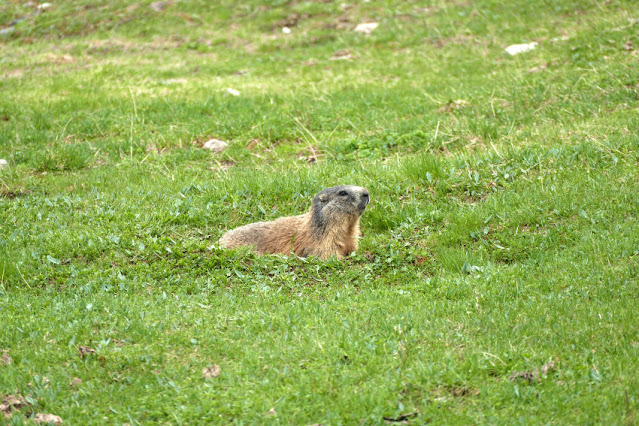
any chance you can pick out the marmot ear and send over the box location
[318,194,328,203]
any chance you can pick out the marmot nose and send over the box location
[361,191,369,203]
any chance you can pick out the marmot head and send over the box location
[310,185,369,234]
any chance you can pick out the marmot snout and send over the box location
[219,185,369,259]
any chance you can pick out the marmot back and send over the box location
[219,185,370,259]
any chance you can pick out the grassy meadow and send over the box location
[1,0,638,423]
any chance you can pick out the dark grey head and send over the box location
[310,185,369,235]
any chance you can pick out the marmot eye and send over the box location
[338,190,348,196]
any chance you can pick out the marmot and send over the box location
[219,185,370,259]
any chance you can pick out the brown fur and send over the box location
[219,185,369,259]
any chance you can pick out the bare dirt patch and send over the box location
[33,413,63,424]
[1,394,27,419]
[77,345,96,358]
[383,411,418,422]
[509,359,557,383]
[1,189,30,199]
[202,364,221,379]
[272,12,310,30]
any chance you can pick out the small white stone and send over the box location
[225,88,240,96]
[505,42,538,55]
[0,159,8,169]
[282,27,291,34]
[37,2,52,10]
[354,22,378,34]
[203,139,228,153]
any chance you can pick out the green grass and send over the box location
[1,0,638,423]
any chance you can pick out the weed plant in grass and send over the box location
[1,0,638,423]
